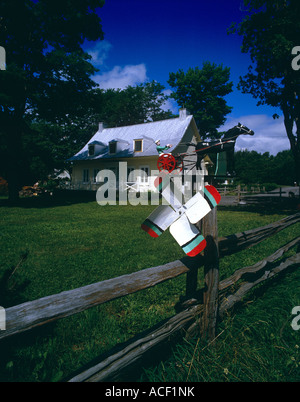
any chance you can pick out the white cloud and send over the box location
[161,89,178,115]
[93,64,148,90]
[86,41,148,90]
[87,40,112,68]
[220,114,290,155]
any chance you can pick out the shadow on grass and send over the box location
[63,311,187,382]
[2,189,299,213]
[0,319,58,381]
[0,250,31,308]
[0,189,98,209]
[0,189,159,209]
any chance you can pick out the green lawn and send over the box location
[0,193,299,381]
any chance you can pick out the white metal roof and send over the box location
[68,112,199,161]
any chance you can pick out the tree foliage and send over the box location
[168,62,233,139]
[94,81,173,128]
[0,0,105,202]
[0,1,175,200]
[229,0,300,183]
[234,149,296,185]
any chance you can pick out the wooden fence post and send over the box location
[200,207,219,340]
[237,184,241,203]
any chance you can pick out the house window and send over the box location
[93,169,100,183]
[127,166,135,182]
[140,166,149,183]
[88,144,95,156]
[83,169,89,183]
[109,141,117,154]
[134,139,143,152]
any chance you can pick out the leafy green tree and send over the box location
[168,62,233,139]
[229,0,300,184]
[234,149,296,185]
[0,0,105,202]
[272,150,296,185]
[94,81,173,128]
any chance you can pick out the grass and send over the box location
[140,268,300,382]
[0,192,299,382]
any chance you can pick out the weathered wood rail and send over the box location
[0,212,299,382]
[69,248,300,382]
[0,260,192,340]
[218,213,300,256]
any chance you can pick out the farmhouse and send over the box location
[68,108,209,192]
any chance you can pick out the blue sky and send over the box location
[84,0,289,155]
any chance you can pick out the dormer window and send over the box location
[109,141,117,154]
[88,141,106,156]
[134,139,143,152]
[88,144,95,156]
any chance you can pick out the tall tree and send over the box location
[229,0,300,184]
[0,0,105,202]
[94,81,173,128]
[168,62,233,139]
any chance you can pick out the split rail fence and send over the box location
[0,212,299,381]
[216,185,299,204]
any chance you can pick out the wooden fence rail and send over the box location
[0,260,191,341]
[218,213,300,257]
[1,213,299,342]
[219,235,300,291]
[219,252,300,317]
[69,236,300,382]
[0,212,299,381]
[68,302,205,382]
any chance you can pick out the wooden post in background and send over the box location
[237,184,241,203]
[200,207,219,340]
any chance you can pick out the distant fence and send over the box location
[216,185,299,204]
[0,212,299,381]
[216,184,266,196]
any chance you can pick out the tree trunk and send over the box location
[282,105,300,185]
[6,123,23,204]
[295,111,300,187]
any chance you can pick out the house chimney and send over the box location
[98,122,104,132]
[179,108,188,119]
